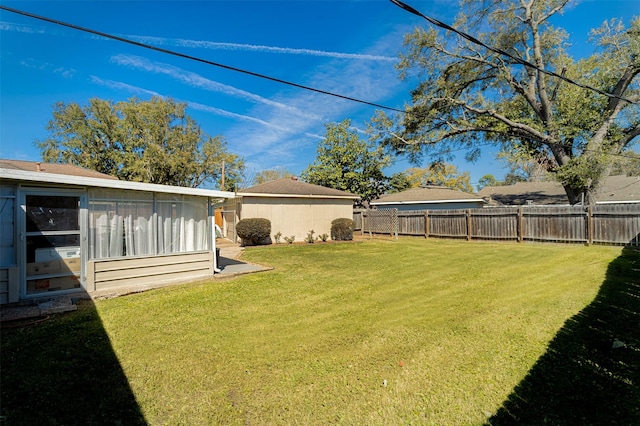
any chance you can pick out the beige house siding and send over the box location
[86,251,214,292]
[240,196,354,241]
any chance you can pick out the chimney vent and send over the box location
[36,162,41,172]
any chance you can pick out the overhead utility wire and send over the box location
[3,5,638,161]
[390,0,637,105]
[0,5,408,115]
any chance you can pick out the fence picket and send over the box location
[353,204,640,246]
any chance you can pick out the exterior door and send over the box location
[22,191,84,297]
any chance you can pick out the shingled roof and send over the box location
[477,175,640,205]
[371,185,484,205]
[0,159,118,180]
[239,177,358,199]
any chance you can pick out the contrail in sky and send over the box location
[91,76,287,130]
[129,35,397,62]
[112,54,321,119]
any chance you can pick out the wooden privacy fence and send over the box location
[353,203,640,246]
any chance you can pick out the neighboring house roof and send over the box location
[477,175,640,205]
[239,177,359,200]
[0,159,235,199]
[0,159,119,180]
[371,185,486,206]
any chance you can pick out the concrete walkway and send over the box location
[1,239,270,323]
[216,239,272,276]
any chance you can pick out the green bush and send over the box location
[331,218,354,241]
[236,218,272,246]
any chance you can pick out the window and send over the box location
[157,194,208,253]
[88,189,209,259]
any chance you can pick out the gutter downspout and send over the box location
[210,198,221,273]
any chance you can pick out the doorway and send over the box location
[22,191,84,296]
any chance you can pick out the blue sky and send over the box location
[1,0,638,189]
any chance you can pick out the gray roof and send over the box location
[371,185,485,205]
[477,175,640,205]
[0,159,118,180]
[239,177,358,199]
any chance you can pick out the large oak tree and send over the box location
[372,0,639,204]
[37,96,244,189]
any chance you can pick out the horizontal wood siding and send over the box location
[356,203,640,246]
[0,267,18,304]
[87,251,213,291]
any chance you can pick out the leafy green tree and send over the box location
[37,96,244,188]
[371,1,639,205]
[254,167,295,185]
[405,163,473,192]
[301,119,391,205]
[387,171,412,193]
[477,174,501,191]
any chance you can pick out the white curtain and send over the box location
[157,195,208,254]
[89,190,208,259]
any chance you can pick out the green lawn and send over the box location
[2,239,638,425]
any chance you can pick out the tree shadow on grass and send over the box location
[488,248,640,425]
[0,295,146,425]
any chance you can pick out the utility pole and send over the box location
[221,160,225,190]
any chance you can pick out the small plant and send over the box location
[274,231,282,244]
[331,218,355,241]
[284,236,295,244]
[305,230,316,244]
[319,233,329,242]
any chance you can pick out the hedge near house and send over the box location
[236,218,271,246]
[331,218,354,241]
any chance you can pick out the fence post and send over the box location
[466,209,472,241]
[587,206,593,246]
[517,207,523,243]
[424,210,429,239]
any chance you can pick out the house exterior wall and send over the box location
[239,197,354,242]
[87,251,214,293]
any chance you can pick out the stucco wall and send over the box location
[240,197,354,242]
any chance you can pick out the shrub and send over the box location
[319,233,329,242]
[284,236,295,244]
[274,231,282,244]
[236,218,271,246]
[331,218,354,241]
[305,230,316,244]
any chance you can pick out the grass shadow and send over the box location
[0,294,146,425]
[488,248,640,425]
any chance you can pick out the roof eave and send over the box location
[371,199,486,205]
[0,168,236,199]
[238,192,358,200]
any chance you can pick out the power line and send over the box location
[2,4,637,161]
[390,0,638,105]
[0,5,408,115]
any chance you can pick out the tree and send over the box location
[477,174,500,191]
[371,1,639,205]
[254,167,295,185]
[37,96,244,188]
[405,163,473,192]
[301,119,391,205]
[387,171,412,193]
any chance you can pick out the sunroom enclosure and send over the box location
[0,165,234,304]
